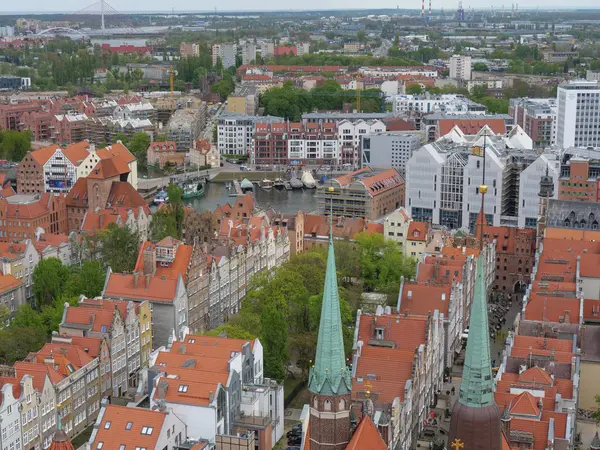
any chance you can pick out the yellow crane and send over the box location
[356,73,361,112]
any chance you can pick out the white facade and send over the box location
[359,66,438,78]
[0,384,22,450]
[517,153,560,228]
[212,43,237,68]
[392,93,484,115]
[449,55,472,81]
[43,148,78,193]
[296,42,310,56]
[218,114,283,156]
[259,41,275,58]
[405,126,535,230]
[556,80,600,148]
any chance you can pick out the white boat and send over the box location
[153,190,168,205]
[260,178,274,189]
[301,170,317,189]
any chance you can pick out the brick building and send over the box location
[558,155,600,202]
[147,141,185,168]
[317,167,405,220]
[509,98,556,148]
[0,101,43,131]
[476,225,536,294]
[65,158,148,232]
[20,111,53,141]
[0,192,67,241]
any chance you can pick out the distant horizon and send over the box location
[3,4,600,15]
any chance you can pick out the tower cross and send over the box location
[451,439,464,450]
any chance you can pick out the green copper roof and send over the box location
[308,227,352,396]
[458,253,495,407]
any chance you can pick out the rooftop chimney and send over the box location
[133,272,140,290]
[209,391,214,402]
[143,246,157,277]
[157,379,168,399]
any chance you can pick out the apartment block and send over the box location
[166,106,207,150]
[218,113,283,156]
[338,118,386,169]
[449,55,472,80]
[392,93,485,115]
[405,125,536,230]
[317,166,405,220]
[556,80,600,148]
[352,310,445,450]
[180,41,200,57]
[149,334,283,448]
[509,97,556,148]
[422,112,512,142]
[361,131,422,175]
[240,42,257,65]
[212,43,237,68]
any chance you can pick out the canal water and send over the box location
[184,181,319,215]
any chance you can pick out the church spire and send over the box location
[459,253,495,406]
[308,192,351,396]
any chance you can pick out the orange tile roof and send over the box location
[509,391,541,417]
[523,295,580,324]
[442,246,480,258]
[364,222,384,235]
[65,178,88,208]
[346,416,387,450]
[417,260,464,285]
[407,221,428,242]
[104,272,178,303]
[182,334,255,352]
[152,377,222,406]
[59,335,103,357]
[35,343,94,374]
[510,418,549,450]
[399,282,451,316]
[134,240,193,283]
[0,274,23,292]
[513,335,573,354]
[543,411,568,439]
[544,227,600,242]
[0,377,21,405]
[0,242,27,260]
[149,141,177,152]
[87,158,130,180]
[91,405,166,450]
[96,142,136,164]
[107,182,150,215]
[29,145,59,165]
[62,141,91,166]
[63,304,115,333]
[154,352,230,375]
[14,361,64,386]
[518,366,553,385]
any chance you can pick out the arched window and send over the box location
[338,399,345,411]
[324,400,331,411]
[313,396,318,409]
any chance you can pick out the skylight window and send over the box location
[119,445,126,450]
[141,426,153,435]
[178,385,188,393]
[96,443,103,449]
[125,422,133,430]
[104,421,111,429]
[101,325,107,333]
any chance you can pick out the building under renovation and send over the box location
[165,107,207,150]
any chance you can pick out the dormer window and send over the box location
[375,327,384,340]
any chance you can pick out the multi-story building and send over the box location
[542,50,578,62]
[190,139,220,168]
[240,42,257,65]
[51,113,88,145]
[296,42,310,56]
[166,107,206,150]
[352,310,445,449]
[86,117,154,147]
[134,237,209,336]
[217,113,283,156]
[0,381,22,450]
[227,86,259,116]
[212,43,237,68]
[77,142,138,189]
[0,240,40,304]
[338,119,386,169]
[557,150,600,203]
[60,298,150,396]
[102,269,188,348]
[89,404,188,450]
[113,102,156,122]
[392,93,485,115]
[405,125,536,230]
[20,111,53,141]
[147,141,185,168]
[317,166,405,220]
[259,41,274,58]
[0,192,68,240]
[180,41,200,58]
[361,131,422,175]
[556,80,600,148]
[509,97,556,148]
[421,112,513,142]
[518,153,559,227]
[449,54,472,80]
[0,101,44,132]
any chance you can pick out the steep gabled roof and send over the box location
[346,416,387,450]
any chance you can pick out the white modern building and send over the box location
[392,93,486,115]
[338,119,386,169]
[517,153,560,228]
[361,131,423,174]
[405,125,535,231]
[212,43,237,68]
[556,80,600,148]
[449,55,472,81]
[296,42,311,56]
[217,113,283,155]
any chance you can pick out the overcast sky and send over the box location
[3,0,600,13]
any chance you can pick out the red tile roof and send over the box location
[87,158,130,180]
[400,282,451,316]
[407,221,428,242]
[439,118,506,136]
[509,391,541,417]
[104,272,178,303]
[518,366,553,385]
[0,274,23,292]
[523,295,580,324]
[134,240,193,283]
[346,416,387,450]
[91,405,166,450]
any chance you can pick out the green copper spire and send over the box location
[459,253,494,407]
[308,206,352,396]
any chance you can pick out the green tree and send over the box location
[0,304,9,328]
[470,84,488,99]
[406,84,424,95]
[0,130,33,162]
[64,260,106,298]
[0,327,47,364]
[206,324,256,340]
[260,295,288,380]
[127,132,150,171]
[473,62,489,72]
[32,258,69,307]
[150,209,179,241]
[98,223,139,273]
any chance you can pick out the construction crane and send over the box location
[168,65,177,101]
[356,73,361,112]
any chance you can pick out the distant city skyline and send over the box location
[3,0,600,14]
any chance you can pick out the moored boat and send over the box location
[301,170,317,189]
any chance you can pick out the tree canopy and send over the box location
[98,223,140,273]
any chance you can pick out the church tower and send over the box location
[537,164,554,250]
[449,150,501,450]
[308,209,352,450]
